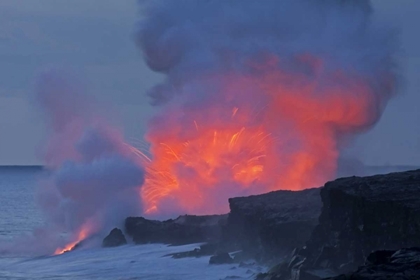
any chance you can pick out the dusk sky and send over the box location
[0,0,419,166]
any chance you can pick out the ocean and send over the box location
[0,167,263,280]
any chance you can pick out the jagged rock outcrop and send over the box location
[260,169,420,280]
[327,247,420,280]
[102,228,127,247]
[209,252,234,265]
[124,189,321,262]
[166,243,219,259]
[223,188,322,261]
[125,214,227,245]
[302,169,420,274]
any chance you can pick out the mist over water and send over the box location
[35,70,145,254]
[0,70,145,256]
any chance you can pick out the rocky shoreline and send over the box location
[101,169,420,279]
[223,188,321,262]
[259,169,420,280]
[125,214,226,246]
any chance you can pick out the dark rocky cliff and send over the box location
[122,189,322,262]
[223,188,322,261]
[122,169,420,279]
[304,169,420,273]
[260,169,420,280]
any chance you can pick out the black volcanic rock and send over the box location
[125,214,227,245]
[306,170,420,272]
[223,188,322,261]
[327,247,420,280]
[270,169,420,280]
[256,169,420,279]
[209,252,233,265]
[167,243,219,259]
[102,228,127,247]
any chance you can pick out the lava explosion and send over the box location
[136,0,398,216]
[21,0,398,256]
[139,63,385,215]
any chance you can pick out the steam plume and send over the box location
[2,69,145,255]
[136,0,398,216]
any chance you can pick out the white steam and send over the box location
[137,0,397,105]
[135,0,399,216]
[2,69,145,256]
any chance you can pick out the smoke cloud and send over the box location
[2,69,145,256]
[136,0,399,216]
[0,0,401,254]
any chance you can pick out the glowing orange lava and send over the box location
[134,56,387,216]
[138,123,273,214]
[54,225,91,255]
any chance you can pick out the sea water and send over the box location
[0,167,263,279]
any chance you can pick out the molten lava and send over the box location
[134,56,384,216]
[54,225,92,255]
[140,123,272,214]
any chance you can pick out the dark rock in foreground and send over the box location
[124,168,420,279]
[102,228,127,247]
[327,247,420,280]
[302,169,420,274]
[209,252,233,265]
[255,169,420,279]
[262,169,420,279]
[124,188,321,263]
[223,188,321,261]
[167,243,219,259]
[256,248,337,280]
[125,214,227,245]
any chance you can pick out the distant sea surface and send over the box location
[0,166,44,239]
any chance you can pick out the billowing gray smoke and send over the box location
[135,0,399,216]
[36,70,144,254]
[2,69,145,256]
[137,0,396,105]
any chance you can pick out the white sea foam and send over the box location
[0,243,264,280]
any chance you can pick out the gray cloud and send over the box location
[0,0,418,167]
